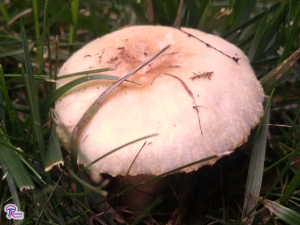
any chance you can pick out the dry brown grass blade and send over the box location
[151,73,203,136]
[71,45,170,141]
[151,73,194,99]
[260,47,300,90]
[145,0,154,24]
[173,0,185,28]
[69,45,170,177]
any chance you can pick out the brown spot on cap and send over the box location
[107,57,118,64]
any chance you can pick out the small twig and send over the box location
[175,27,240,63]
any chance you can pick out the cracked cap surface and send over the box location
[55,26,265,177]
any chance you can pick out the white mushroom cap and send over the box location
[55,26,264,177]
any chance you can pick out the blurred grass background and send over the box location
[0,0,300,224]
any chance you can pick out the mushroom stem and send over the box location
[120,175,165,213]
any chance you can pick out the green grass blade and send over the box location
[40,74,135,113]
[0,128,34,191]
[66,166,106,196]
[57,67,114,80]
[0,34,22,41]
[280,165,300,205]
[0,47,23,57]
[249,1,291,62]
[78,134,157,175]
[196,0,210,26]
[47,0,73,32]
[151,0,178,25]
[32,188,65,224]
[264,148,294,174]
[231,0,257,28]
[0,140,41,160]
[245,141,300,221]
[0,65,19,136]
[45,0,110,34]
[242,96,271,225]
[32,0,40,40]
[46,12,52,79]
[35,175,65,225]
[38,0,49,73]
[19,157,45,184]
[251,56,279,66]
[263,199,300,225]
[0,162,7,221]
[130,0,148,24]
[197,0,211,30]
[279,2,300,63]
[33,0,74,56]
[0,4,10,22]
[247,9,269,62]
[69,0,79,47]
[0,158,22,225]
[20,17,47,164]
[223,2,281,38]
[44,124,64,172]
[87,0,99,37]
[185,0,201,28]
[0,90,5,129]
[4,74,52,82]
[259,47,300,92]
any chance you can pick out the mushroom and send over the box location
[55,26,264,211]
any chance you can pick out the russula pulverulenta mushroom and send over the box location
[55,26,264,208]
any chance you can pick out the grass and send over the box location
[0,0,300,224]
